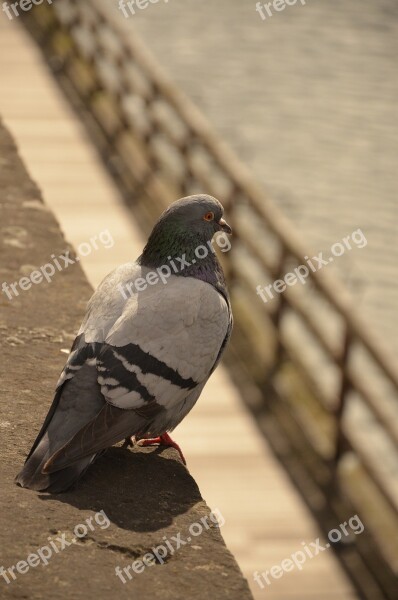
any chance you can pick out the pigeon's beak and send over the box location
[218,218,232,235]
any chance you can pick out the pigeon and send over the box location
[15,194,233,493]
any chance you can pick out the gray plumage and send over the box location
[16,194,233,492]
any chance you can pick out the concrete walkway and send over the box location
[0,15,357,600]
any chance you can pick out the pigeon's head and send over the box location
[139,194,232,268]
[159,194,232,239]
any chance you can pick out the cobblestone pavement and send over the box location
[107,0,398,356]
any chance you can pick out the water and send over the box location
[108,0,398,358]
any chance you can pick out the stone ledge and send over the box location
[0,118,253,600]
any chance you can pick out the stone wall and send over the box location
[0,118,253,600]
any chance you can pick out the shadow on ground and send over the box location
[38,446,201,533]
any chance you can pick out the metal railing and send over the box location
[21,2,398,597]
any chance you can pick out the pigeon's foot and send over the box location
[136,433,186,465]
[122,436,136,449]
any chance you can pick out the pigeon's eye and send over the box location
[203,211,215,221]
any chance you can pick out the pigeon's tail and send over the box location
[15,364,106,493]
[15,437,96,493]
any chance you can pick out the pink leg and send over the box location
[137,432,186,465]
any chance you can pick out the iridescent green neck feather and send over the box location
[138,220,227,292]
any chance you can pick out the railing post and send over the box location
[268,246,288,376]
[333,326,352,464]
[219,188,238,292]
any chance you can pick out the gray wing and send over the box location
[44,268,230,472]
